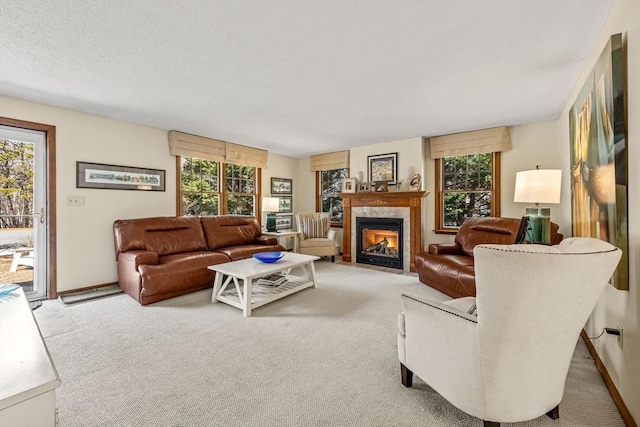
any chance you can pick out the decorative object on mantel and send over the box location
[374,181,390,192]
[569,32,628,291]
[368,152,398,184]
[408,174,421,191]
[358,182,372,192]
[76,161,166,191]
[342,178,357,193]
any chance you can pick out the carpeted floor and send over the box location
[34,261,624,427]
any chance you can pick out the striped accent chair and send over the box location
[295,212,338,261]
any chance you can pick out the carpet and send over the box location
[33,262,623,426]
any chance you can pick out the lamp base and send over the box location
[266,212,277,232]
[525,207,551,245]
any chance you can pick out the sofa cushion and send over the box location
[455,217,524,257]
[114,216,208,257]
[201,216,262,250]
[214,244,286,261]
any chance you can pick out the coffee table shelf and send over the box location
[208,253,319,317]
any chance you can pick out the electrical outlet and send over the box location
[617,324,623,349]
[66,195,85,206]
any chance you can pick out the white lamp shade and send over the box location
[262,197,280,212]
[514,169,562,204]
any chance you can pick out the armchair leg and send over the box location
[546,405,560,420]
[400,363,413,387]
[331,255,335,262]
[484,422,500,427]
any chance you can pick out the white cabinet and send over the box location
[0,288,60,426]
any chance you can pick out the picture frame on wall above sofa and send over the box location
[368,152,397,184]
[276,214,293,230]
[278,196,292,213]
[271,177,292,195]
[76,161,166,191]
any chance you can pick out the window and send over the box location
[435,152,500,232]
[224,163,256,215]
[317,168,348,225]
[178,157,259,217]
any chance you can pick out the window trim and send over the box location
[434,152,500,234]
[176,156,262,220]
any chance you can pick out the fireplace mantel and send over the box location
[341,191,428,272]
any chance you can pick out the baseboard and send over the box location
[581,330,637,427]
[57,281,119,295]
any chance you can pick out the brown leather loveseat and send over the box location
[113,215,285,305]
[415,216,562,298]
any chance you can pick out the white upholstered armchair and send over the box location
[296,212,338,262]
[398,238,621,427]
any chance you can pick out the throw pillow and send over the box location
[301,216,328,239]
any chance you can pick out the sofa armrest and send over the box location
[428,243,462,255]
[118,250,159,271]
[255,235,278,245]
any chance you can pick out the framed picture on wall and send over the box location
[278,196,292,213]
[271,177,292,195]
[368,153,397,184]
[76,161,166,191]
[276,214,293,230]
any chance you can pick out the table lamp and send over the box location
[514,167,562,244]
[262,197,280,232]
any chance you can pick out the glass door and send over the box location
[0,125,47,300]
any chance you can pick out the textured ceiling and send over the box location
[0,0,614,158]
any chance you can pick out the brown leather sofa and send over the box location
[113,216,285,305]
[415,216,562,298]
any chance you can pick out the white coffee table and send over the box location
[208,252,320,317]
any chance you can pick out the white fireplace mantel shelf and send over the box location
[340,191,429,272]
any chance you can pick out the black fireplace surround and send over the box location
[356,217,403,270]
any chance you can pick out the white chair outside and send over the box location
[295,212,338,262]
[398,237,622,427]
[9,248,34,272]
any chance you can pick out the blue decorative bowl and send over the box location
[253,252,284,263]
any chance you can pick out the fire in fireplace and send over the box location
[356,217,403,269]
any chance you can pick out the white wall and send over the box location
[349,137,425,188]
[0,95,300,292]
[557,0,639,421]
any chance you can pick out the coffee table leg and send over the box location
[212,273,223,303]
[309,262,317,288]
[243,278,253,317]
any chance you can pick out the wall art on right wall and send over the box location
[569,33,629,290]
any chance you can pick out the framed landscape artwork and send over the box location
[271,177,292,195]
[368,153,397,184]
[276,214,293,230]
[76,161,165,191]
[278,196,292,213]
[569,33,628,290]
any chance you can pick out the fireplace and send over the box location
[356,217,403,270]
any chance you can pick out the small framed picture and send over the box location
[358,182,372,192]
[374,180,389,192]
[276,214,293,230]
[271,177,292,195]
[342,178,357,193]
[278,196,292,213]
[368,152,398,184]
